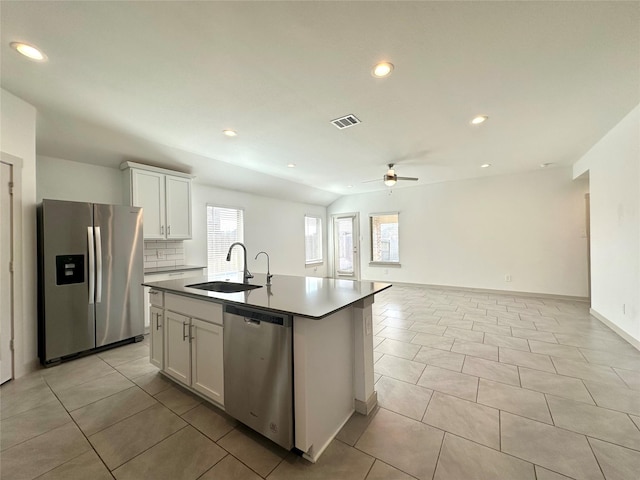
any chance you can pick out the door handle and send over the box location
[87,227,95,304]
[95,226,102,303]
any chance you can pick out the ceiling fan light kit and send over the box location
[365,163,418,187]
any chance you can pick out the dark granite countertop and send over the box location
[144,265,207,275]
[143,273,391,319]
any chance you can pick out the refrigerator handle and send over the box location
[87,226,95,304]
[95,226,103,303]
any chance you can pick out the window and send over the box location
[207,205,244,275]
[304,215,323,264]
[370,213,400,264]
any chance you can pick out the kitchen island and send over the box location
[143,273,391,462]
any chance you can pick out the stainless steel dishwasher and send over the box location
[223,304,293,450]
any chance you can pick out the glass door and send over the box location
[333,214,359,280]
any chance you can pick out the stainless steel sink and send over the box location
[186,281,263,293]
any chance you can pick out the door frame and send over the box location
[0,152,23,384]
[331,213,360,281]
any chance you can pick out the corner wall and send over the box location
[36,155,123,204]
[573,104,640,343]
[328,167,589,297]
[1,89,37,377]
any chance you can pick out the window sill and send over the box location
[369,262,401,267]
[305,261,324,267]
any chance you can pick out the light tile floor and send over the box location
[2,285,640,479]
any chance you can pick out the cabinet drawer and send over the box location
[149,289,164,307]
[165,293,223,326]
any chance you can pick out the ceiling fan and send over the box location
[364,163,419,186]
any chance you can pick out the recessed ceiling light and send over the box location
[222,129,237,137]
[10,42,46,61]
[540,162,553,168]
[471,115,488,125]
[372,62,394,78]
[347,185,353,188]
[481,163,491,168]
[287,163,296,168]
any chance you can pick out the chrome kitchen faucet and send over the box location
[226,242,253,283]
[255,251,272,285]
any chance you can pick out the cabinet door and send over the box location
[165,176,191,239]
[132,169,166,239]
[150,306,164,368]
[164,311,190,384]
[191,318,224,405]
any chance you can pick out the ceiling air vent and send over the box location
[331,114,361,130]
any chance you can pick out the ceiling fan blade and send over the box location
[362,178,383,183]
[396,176,419,181]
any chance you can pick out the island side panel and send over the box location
[353,296,376,414]
[293,308,354,462]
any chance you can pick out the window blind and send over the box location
[304,215,323,264]
[207,205,244,275]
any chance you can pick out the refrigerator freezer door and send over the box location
[93,204,144,346]
[41,200,95,361]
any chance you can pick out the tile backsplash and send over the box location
[143,240,185,269]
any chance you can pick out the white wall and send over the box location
[329,167,589,297]
[573,104,639,342]
[36,155,123,204]
[35,157,329,278]
[189,183,327,278]
[0,89,37,377]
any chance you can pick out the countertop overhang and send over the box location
[143,273,392,319]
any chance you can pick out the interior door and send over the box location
[333,214,360,280]
[0,162,13,383]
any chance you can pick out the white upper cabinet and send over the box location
[165,175,191,239]
[122,162,192,240]
[132,169,166,239]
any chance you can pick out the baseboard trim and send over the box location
[355,391,378,415]
[372,280,590,303]
[589,308,640,352]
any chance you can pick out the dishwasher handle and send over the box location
[224,304,291,327]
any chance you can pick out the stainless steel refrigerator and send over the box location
[38,199,144,366]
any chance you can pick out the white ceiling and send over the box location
[2,1,639,206]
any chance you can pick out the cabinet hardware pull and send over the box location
[156,313,161,330]
[189,324,195,342]
[182,321,188,341]
[161,225,164,235]
[149,290,158,295]
[168,225,171,235]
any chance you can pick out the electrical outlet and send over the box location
[156,249,165,260]
[505,274,512,282]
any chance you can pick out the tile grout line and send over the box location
[43,375,116,479]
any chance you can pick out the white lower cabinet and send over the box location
[162,297,224,405]
[150,306,164,368]
[191,318,224,404]
[164,311,191,384]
